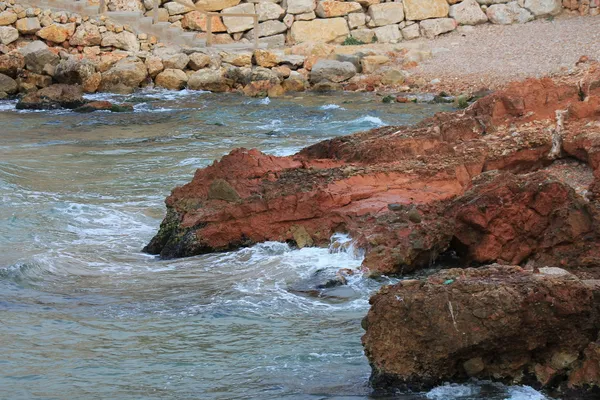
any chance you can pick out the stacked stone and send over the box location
[563,0,600,15]
[133,0,567,45]
[0,0,431,99]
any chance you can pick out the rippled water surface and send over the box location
[0,90,549,399]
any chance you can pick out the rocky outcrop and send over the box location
[450,170,600,274]
[361,265,600,394]
[144,64,600,278]
[16,84,85,110]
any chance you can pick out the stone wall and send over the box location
[1,0,421,99]
[563,0,600,15]
[138,0,574,45]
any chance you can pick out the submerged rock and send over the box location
[16,84,85,110]
[74,101,133,113]
[361,265,600,394]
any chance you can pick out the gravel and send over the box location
[412,13,600,93]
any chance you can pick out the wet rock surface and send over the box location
[145,62,600,395]
[361,265,600,395]
[145,63,600,277]
[16,83,85,110]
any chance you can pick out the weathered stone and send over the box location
[222,3,256,33]
[195,0,241,12]
[361,55,390,74]
[53,58,98,93]
[188,52,212,70]
[182,11,227,32]
[0,10,16,26]
[315,1,362,18]
[188,69,231,92]
[101,31,140,52]
[100,57,148,94]
[403,0,449,20]
[0,72,17,94]
[449,0,488,24]
[15,17,41,35]
[295,11,316,20]
[310,59,356,83]
[16,84,85,110]
[380,68,407,85]
[253,49,282,68]
[17,72,52,90]
[284,0,316,14]
[283,72,308,91]
[351,28,376,43]
[367,3,404,27]
[419,17,456,38]
[245,20,287,38]
[290,18,349,43]
[155,68,188,90]
[257,33,286,48]
[283,13,294,27]
[256,2,285,21]
[348,12,366,29]
[240,66,281,85]
[222,51,252,67]
[145,56,164,78]
[36,23,75,43]
[373,24,401,43]
[0,26,18,45]
[362,265,600,391]
[19,40,59,74]
[69,22,102,46]
[518,0,562,15]
[164,1,194,15]
[161,53,190,70]
[486,1,533,24]
[401,23,420,40]
[280,54,305,68]
[96,52,128,73]
[74,101,133,113]
[0,51,25,78]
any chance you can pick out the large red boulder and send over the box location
[361,265,600,395]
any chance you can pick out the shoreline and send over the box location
[1,2,599,105]
[142,58,600,396]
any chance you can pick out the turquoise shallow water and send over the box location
[0,90,549,400]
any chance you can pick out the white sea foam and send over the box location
[0,100,17,112]
[353,115,385,126]
[257,118,283,131]
[320,104,345,110]
[426,383,482,399]
[258,97,271,105]
[505,385,548,400]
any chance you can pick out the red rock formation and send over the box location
[361,265,600,393]
[450,170,600,275]
[145,62,600,277]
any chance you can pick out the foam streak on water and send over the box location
[0,92,550,399]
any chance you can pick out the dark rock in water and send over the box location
[362,265,600,395]
[74,101,133,113]
[0,72,18,95]
[431,94,454,104]
[16,84,85,110]
[288,268,358,300]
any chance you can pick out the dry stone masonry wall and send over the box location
[0,0,597,100]
[119,0,584,45]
